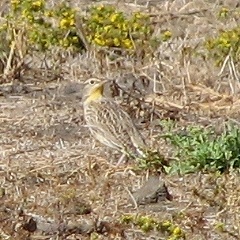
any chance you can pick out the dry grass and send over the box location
[0,0,240,239]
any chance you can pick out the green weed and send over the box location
[161,121,240,174]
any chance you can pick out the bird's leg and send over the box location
[116,153,128,166]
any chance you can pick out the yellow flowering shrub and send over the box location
[218,7,230,18]
[205,27,240,66]
[121,215,185,239]
[161,30,172,42]
[84,5,154,49]
[0,1,160,52]
[4,0,82,50]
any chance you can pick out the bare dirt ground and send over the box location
[0,0,240,239]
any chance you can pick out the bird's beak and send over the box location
[94,80,108,89]
[94,79,108,88]
[101,79,109,85]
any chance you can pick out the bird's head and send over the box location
[82,78,107,104]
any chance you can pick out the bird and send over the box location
[82,78,146,161]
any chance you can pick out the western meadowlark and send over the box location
[82,78,146,159]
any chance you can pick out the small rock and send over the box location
[132,175,173,206]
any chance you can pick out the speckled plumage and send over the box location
[82,78,146,157]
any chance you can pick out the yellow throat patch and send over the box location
[84,84,104,104]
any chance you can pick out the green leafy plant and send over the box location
[136,149,168,173]
[161,121,240,174]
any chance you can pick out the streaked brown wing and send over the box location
[84,98,145,154]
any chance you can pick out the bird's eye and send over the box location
[89,79,95,85]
